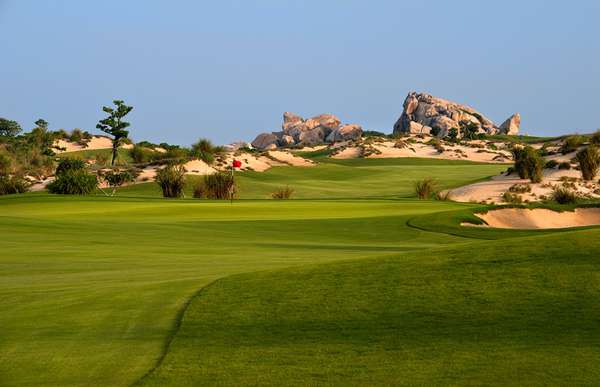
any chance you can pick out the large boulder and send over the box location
[326,124,363,142]
[282,112,304,131]
[304,114,341,132]
[299,127,326,146]
[251,132,279,150]
[393,92,504,137]
[499,113,520,135]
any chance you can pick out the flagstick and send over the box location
[230,164,234,205]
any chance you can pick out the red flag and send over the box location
[232,159,242,168]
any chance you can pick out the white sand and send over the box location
[182,159,217,175]
[465,208,600,229]
[448,168,598,204]
[332,140,511,163]
[55,136,134,153]
[268,151,315,166]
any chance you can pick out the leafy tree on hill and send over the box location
[96,100,133,166]
[459,120,480,140]
[0,118,22,138]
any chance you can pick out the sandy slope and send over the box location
[465,208,600,229]
[448,168,600,204]
[55,136,133,153]
[268,151,315,166]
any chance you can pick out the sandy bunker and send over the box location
[465,208,600,229]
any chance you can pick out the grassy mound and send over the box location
[142,229,600,385]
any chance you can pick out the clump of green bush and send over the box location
[0,175,29,195]
[47,158,97,195]
[193,172,235,199]
[271,186,294,199]
[511,146,543,183]
[544,159,558,169]
[575,145,600,181]
[558,161,571,170]
[414,178,436,199]
[560,135,585,154]
[99,168,136,196]
[156,164,186,198]
[502,191,523,204]
[552,186,578,204]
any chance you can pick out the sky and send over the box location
[1,0,599,146]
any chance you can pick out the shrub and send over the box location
[591,130,600,145]
[94,152,110,166]
[511,146,543,183]
[156,164,186,198]
[502,191,523,204]
[0,151,13,175]
[544,159,558,169]
[100,168,136,196]
[130,145,152,164]
[271,186,294,199]
[560,135,585,154]
[191,138,224,165]
[575,145,600,181]
[552,187,578,204]
[414,178,436,199]
[427,138,444,153]
[0,175,28,195]
[429,126,441,137]
[47,170,97,195]
[55,158,86,175]
[508,183,531,193]
[194,172,235,199]
[558,161,571,170]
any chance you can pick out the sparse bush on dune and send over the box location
[271,186,294,199]
[99,168,136,196]
[544,159,558,169]
[156,164,186,198]
[511,146,543,183]
[194,172,235,199]
[552,186,578,204]
[591,129,600,145]
[414,178,436,199]
[575,145,600,181]
[502,191,523,204]
[130,144,152,164]
[560,135,585,154]
[47,159,97,195]
[191,138,224,165]
[558,161,571,170]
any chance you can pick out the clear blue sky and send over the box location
[1,0,599,145]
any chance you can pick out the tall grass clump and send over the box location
[414,178,436,199]
[560,135,585,154]
[190,138,224,165]
[575,145,600,181]
[552,186,578,204]
[0,175,28,195]
[271,186,294,199]
[591,129,600,145]
[193,172,235,199]
[47,158,97,195]
[156,164,186,198]
[511,146,543,183]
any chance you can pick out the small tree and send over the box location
[100,168,135,196]
[96,100,133,166]
[576,145,600,181]
[511,146,543,183]
[0,118,22,137]
[459,120,479,140]
[447,128,459,142]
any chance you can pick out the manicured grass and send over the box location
[0,195,475,386]
[1,155,596,386]
[117,157,506,199]
[143,228,600,386]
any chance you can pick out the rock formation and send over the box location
[499,113,521,135]
[393,92,519,138]
[251,113,362,150]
